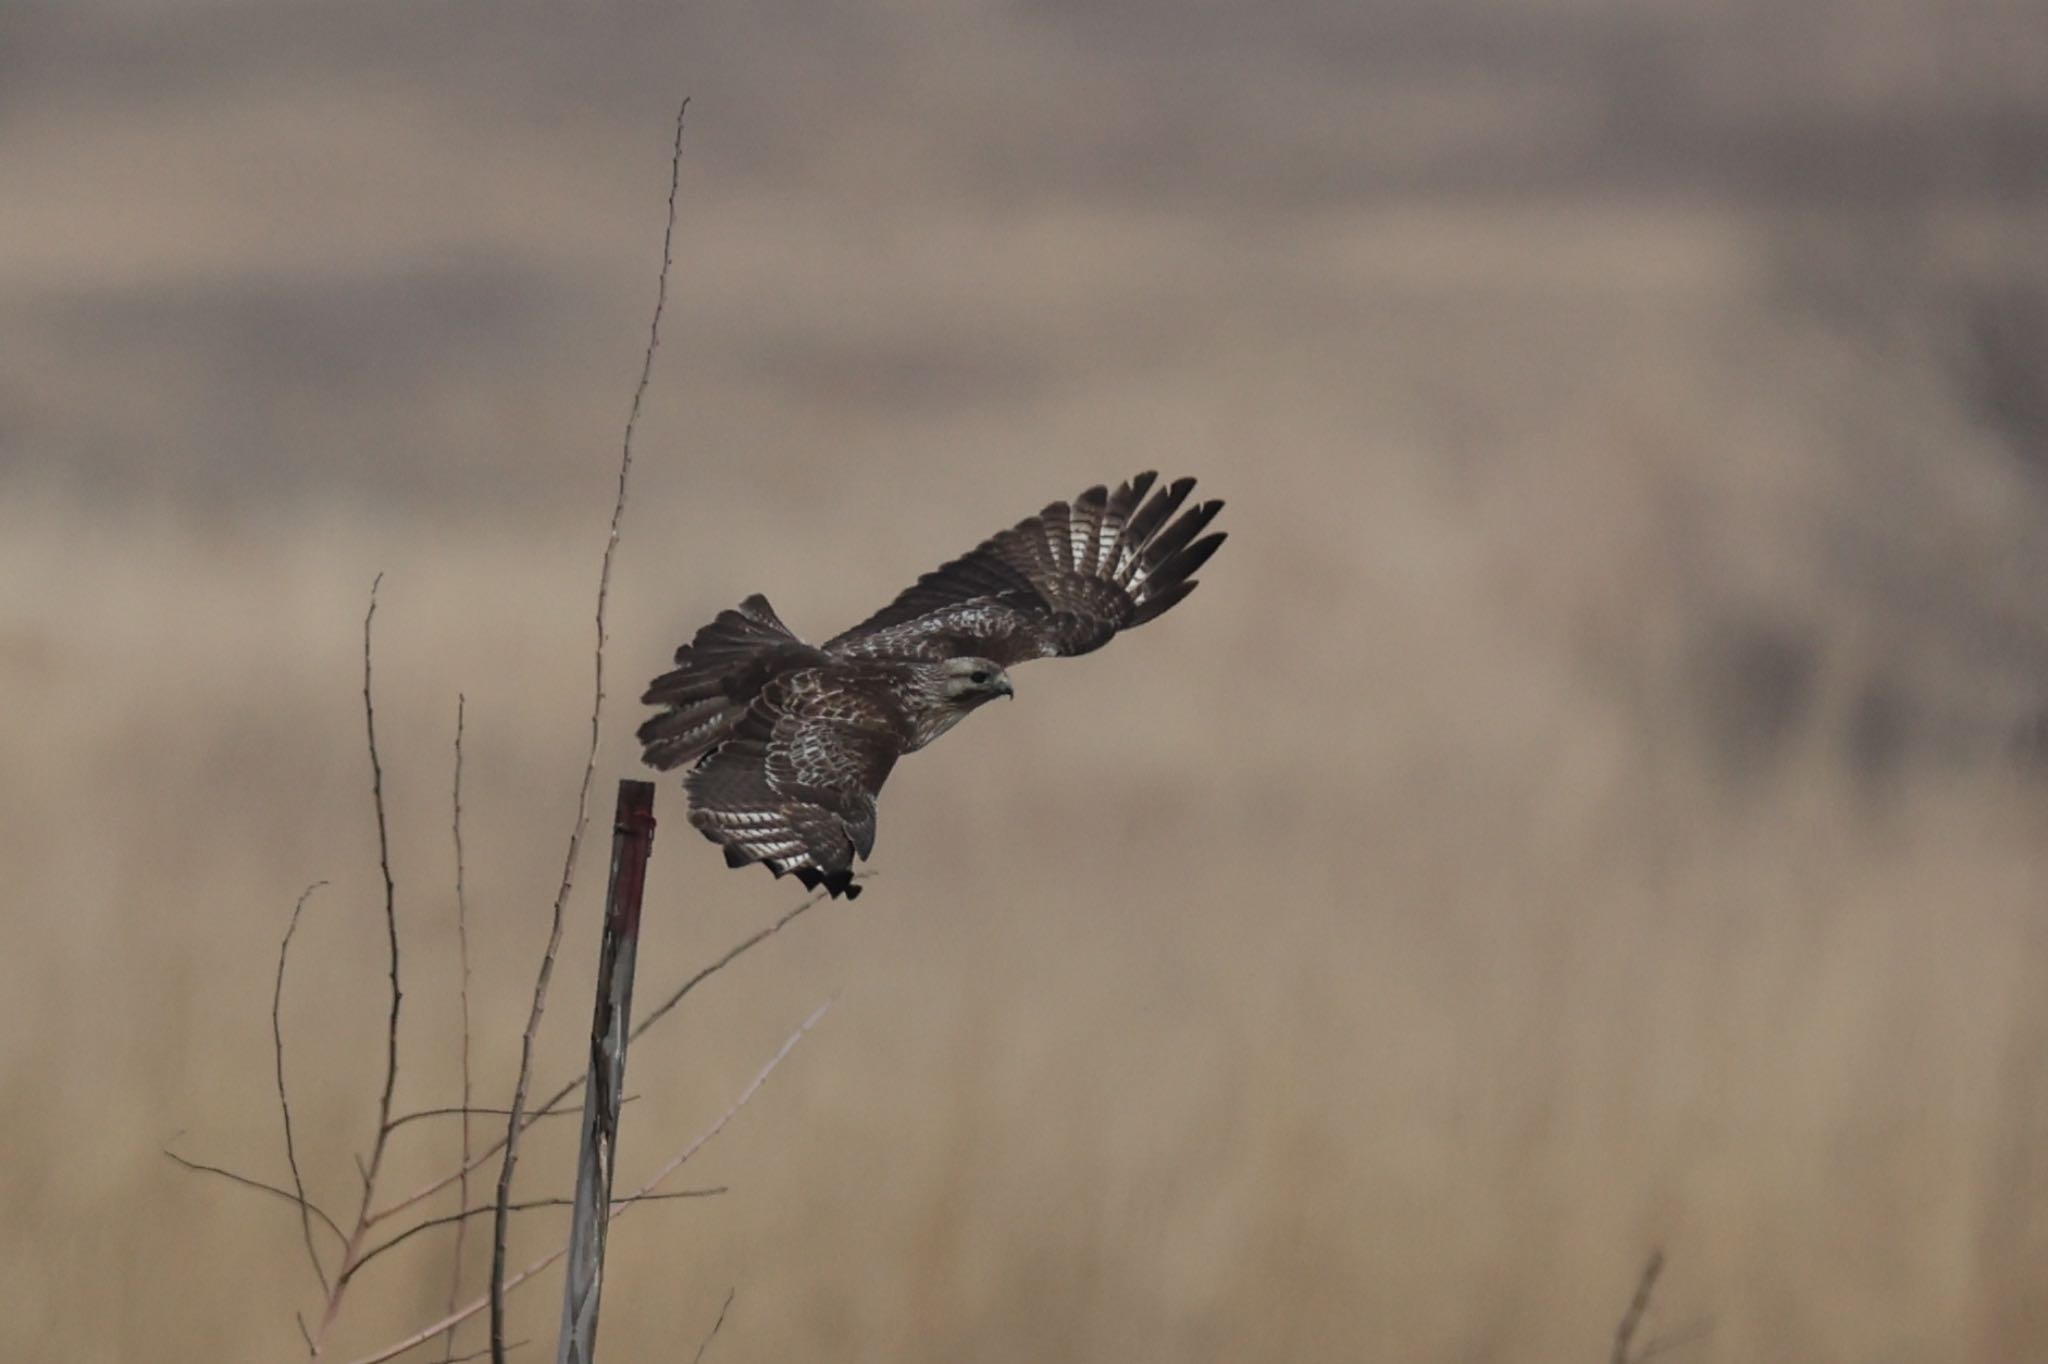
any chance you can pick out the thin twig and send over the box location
[1611,1249,1665,1364]
[275,880,333,1297]
[433,1340,527,1364]
[444,697,473,1364]
[363,899,821,1246]
[306,574,408,1354]
[351,998,826,1364]
[620,998,833,1203]
[1635,1321,1712,1364]
[689,1288,736,1364]
[297,1312,316,1355]
[489,95,689,1364]
[628,894,818,1052]
[388,1096,610,1135]
[349,1189,725,1285]
[374,891,820,1226]
[371,1244,573,1364]
[161,1150,346,1246]
[368,892,815,1220]
[363,574,404,1191]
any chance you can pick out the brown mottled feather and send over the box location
[681,668,908,900]
[640,473,1225,897]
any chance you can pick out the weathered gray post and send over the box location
[557,779,658,1364]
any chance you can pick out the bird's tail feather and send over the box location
[637,594,800,770]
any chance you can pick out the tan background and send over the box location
[7,2,2048,1359]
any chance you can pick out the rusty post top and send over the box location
[607,778,658,942]
[614,779,656,837]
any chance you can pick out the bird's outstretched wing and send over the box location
[682,668,904,899]
[824,471,1225,666]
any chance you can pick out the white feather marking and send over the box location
[1039,519,1067,571]
[1094,517,1120,576]
[1113,536,1145,583]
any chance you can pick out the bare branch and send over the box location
[432,1340,527,1364]
[1611,1249,1664,1364]
[363,573,403,1180]
[389,1096,607,1135]
[373,891,819,1225]
[161,1149,346,1247]
[629,893,820,1052]
[351,998,826,1364]
[619,998,833,1204]
[689,1288,736,1364]
[303,574,411,1355]
[297,1312,316,1355]
[349,1189,725,1285]
[364,1244,572,1364]
[445,696,474,1364]
[1635,1321,1712,1364]
[489,95,690,1364]
[275,879,333,1296]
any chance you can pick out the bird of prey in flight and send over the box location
[638,472,1225,898]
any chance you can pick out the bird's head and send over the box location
[940,656,1015,708]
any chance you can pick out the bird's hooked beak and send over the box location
[995,675,1015,698]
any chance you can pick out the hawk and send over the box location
[638,472,1225,898]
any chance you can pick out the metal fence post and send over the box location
[557,779,658,1364]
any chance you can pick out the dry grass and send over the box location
[5,3,2048,1361]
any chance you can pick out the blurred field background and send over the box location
[7,1,2048,1359]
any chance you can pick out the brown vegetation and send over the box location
[4,2,2048,1360]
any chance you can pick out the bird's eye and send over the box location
[970,670,990,685]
